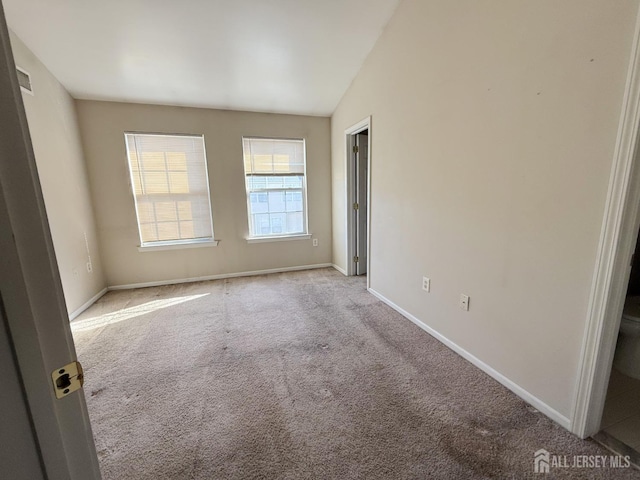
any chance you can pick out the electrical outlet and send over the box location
[312,238,318,247]
[422,276,430,292]
[460,294,470,311]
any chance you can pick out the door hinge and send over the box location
[353,145,359,153]
[353,256,359,263]
[353,202,359,210]
[51,361,84,399]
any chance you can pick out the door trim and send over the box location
[345,117,372,288]
[572,6,640,438]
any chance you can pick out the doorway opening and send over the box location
[595,230,640,463]
[352,130,368,276]
[345,117,371,280]
[571,16,640,441]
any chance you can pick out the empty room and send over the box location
[4,0,640,478]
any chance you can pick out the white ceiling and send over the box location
[3,0,400,116]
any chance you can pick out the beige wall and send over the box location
[332,0,639,420]
[75,101,331,287]
[10,32,106,315]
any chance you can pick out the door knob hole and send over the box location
[56,374,71,390]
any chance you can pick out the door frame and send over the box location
[572,7,640,438]
[0,3,101,477]
[345,116,372,286]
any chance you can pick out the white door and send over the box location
[0,6,101,478]
[355,133,368,275]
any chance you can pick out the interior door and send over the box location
[0,297,44,479]
[0,3,101,478]
[355,133,368,275]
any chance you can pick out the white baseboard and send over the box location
[108,263,333,290]
[68,287,108,321]
[367,287,571,431]
[332,264,348,276]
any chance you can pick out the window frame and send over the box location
[124,132,217,250]
[242,136,310,241]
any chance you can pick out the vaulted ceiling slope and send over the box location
[4,0,400,116]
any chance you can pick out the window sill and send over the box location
[137,239,219,252]
[246,234,311,244]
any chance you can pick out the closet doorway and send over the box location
[345,117,371,279]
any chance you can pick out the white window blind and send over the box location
[242,137,307,237]
[125,133,214,246]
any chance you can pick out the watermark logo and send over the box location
[534,449,550,474]
[533,448,631,474]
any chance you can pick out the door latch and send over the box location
[51,361,84,399]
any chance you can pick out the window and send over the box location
[242,137,308,238]
[125,133,214,248]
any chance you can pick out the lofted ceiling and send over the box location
[3,0,400,116]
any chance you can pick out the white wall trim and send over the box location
[246,234,311,244]
[571,6,640,439]
[108,263,333,290]
[137,239,219,252]
[68,288,108,321]
[368,287,571,431]
[332,264,348,276]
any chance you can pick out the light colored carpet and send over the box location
[72,268,639,479]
